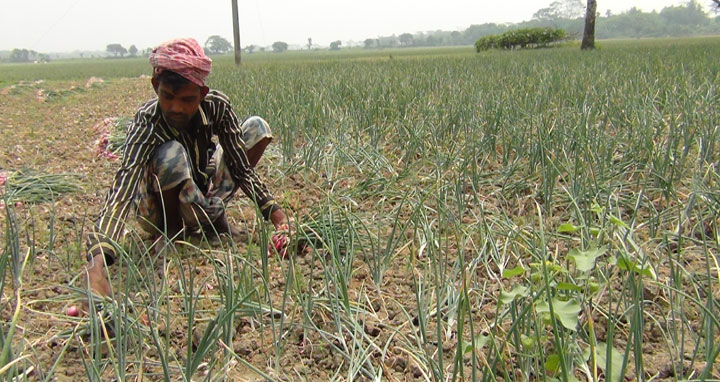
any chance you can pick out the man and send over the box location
[84,38,291,302]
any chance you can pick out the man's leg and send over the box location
[246,137,271,168]
[206,116,273,199]
[81,141,215,315]
[138,140,224,243]
[156,185,183,238]
[200,136,268,238]
[241,116,273,168]
[202,116,273,237]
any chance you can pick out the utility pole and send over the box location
[232,0,241,65]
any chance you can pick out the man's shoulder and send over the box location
[204,89,232,106]
[135,98,159,119]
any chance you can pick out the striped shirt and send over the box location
[87,90,276,262]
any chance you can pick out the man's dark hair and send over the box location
[156,70,191,90]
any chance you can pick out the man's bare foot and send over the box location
[86,253,111,299]
[149,234,175,257]
[67,254,111,317]
[195,212,248,242]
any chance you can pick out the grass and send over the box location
[0,37,719,381]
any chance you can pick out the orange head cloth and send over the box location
[149,38,212,88]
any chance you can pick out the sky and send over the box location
[0,0,700,53]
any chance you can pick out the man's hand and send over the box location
[269,207,294,257]
[269,207,288,228]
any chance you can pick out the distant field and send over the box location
[0,45,476,86]
[1,37,719,381]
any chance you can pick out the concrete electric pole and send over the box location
[232,0,241,65]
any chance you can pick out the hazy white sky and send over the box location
[1,0,697,52]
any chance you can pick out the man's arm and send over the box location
[87,113,159,264]
[216,103,279,221]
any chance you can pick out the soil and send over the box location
[1,77,718,381]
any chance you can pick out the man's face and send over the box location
[153,79,207,129]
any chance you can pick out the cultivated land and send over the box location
[1,38,719,381]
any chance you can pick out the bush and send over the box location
[475,27,566,52]
[474,35,500,51]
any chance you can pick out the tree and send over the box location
[378,36,398,48]
[475,28,566,51]
[329,40,342,50]
[106,43,127,57]
[450,30,462,44]
[10,49,30,62]
[204,35,232,54]
[399,33,414,46]
[463,23,508,44]
[245,45,258,54]
[272,41,288,53]
[660,1,708,26]
[533,0,586,20]
[363,38,376,48]
[307,38,313,50]
[581,0,597,49]
[128,45,138,57]
[610,7,664,38]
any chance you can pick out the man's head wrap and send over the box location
[149,38,212,88]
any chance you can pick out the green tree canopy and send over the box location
[604,7,665,38]
[475,27,566,51]
[204,35,233,54]
[399,33,414,46]
[106,43,127,57]
[329,40,342,50]
[9,49,34,62]
[533,0,585,20]
[660,0,708,26]
[128,45,138,57]
[272,41,288,53]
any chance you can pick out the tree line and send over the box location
[4,0,716,60]
[364,0,719,48]
[6,49,51,63]
[108,0,719,57]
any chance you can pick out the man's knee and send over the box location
[242,116,273,150]
[149,140,192,191]
[246,137,271,168]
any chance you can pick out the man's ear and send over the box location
[200,86,209,98]
[151,77,159,94]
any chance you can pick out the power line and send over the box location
[30,0,84,51]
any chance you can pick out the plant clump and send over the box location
[1,169,81,204]
[475,27,567,51]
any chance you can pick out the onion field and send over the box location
[1,38,719,381]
